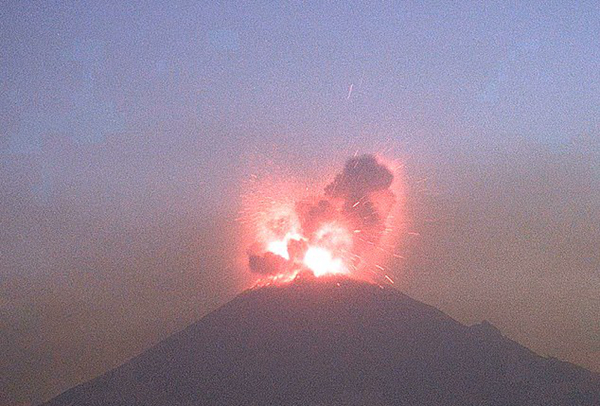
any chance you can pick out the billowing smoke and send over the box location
[247,154,396,277]
[325,155,394,199]
[325,154,396,255]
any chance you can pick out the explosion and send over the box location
[240,154,404,284]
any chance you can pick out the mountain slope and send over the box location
[43,277,600,406]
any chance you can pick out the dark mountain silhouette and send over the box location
[42,276,600,406]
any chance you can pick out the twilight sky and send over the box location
[1,2,599,405]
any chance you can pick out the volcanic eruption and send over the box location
[39,155,600,406]
[243,154,403,283]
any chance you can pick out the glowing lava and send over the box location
[303,246,345,277]
[263,221,351,277]
[240,153,405,284]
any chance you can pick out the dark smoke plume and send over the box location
[325,154,395,257]
[248,154,396,275]
[325,155,394,200]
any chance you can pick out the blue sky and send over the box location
[3,2,598,156]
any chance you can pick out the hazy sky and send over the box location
[1,2,599,404]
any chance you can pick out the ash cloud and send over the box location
[296,198,336,236]
[248,154,396,275]
[326,155,396,249]
[325,155,394,200]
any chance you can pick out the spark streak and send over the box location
[240,153,406,284]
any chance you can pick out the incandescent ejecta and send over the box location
[243,154,403,283]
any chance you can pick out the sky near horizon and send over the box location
[1,2,599,404]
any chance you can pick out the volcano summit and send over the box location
[43,277,600,406]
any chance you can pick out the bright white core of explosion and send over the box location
[241,154,404,284]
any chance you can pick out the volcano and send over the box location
[43,277,600,406]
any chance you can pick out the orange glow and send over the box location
[266,231,302,260]
[303,246,346,276]
[239,152,406,285]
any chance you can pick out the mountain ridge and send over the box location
[42,276,600,406]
